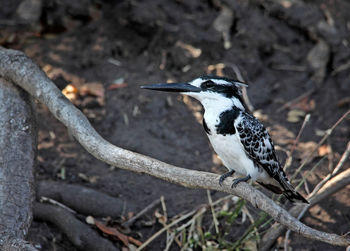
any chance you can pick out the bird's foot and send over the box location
[231,175,251,188]
[219,169,235,186]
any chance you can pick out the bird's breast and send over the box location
[207,133,256,177]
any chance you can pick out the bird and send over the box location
[141,75,308,203]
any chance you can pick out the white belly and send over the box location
[202,107,276,184]
[208,133,261,181]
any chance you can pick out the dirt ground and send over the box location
[1,0,350,250]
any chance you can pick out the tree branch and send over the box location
[0,46,349,247]
[260,144,350,251]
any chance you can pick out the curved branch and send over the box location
[0,77,37,250]
[0,47,349,247]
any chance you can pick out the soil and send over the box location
[1,0,349,250]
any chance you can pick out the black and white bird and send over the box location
[141,76,308,203]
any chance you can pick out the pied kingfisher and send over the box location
[141,76,308,203]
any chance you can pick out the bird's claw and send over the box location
[231,175,251,188]
[219,169,235,186]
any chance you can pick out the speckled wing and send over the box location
[235,112,309,203]
[235,112,282,179]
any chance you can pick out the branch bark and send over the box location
[0,77,37,250]
[0,46,349,247]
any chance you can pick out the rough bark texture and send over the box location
[0,78,37,251]
[0,46,349,247]
[36,180,136,218]
[33,202,119,251]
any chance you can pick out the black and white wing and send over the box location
[235,112,281,178]
[235,112,308,203]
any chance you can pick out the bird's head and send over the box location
[141,76,248,111]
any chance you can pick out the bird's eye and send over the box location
[201,80,215,89]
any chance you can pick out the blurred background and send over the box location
[1,0,349,250]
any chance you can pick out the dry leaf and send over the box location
[62,84,78,101]
[280,0,292,8]
[296,141,318,162]
[290,97,315,112]
[108,83,128,90]
[337,96,350,108]
[243,240,258,251]
[269,124,295,145]
[78,173,99,183]
[80,83,104,97]
[154,209,167,225]
[207,63,225,76]
[287,109,306,123]
[38,141,54,150]
[93,219,143,247]
[94,219,129,247]
[318,144,331,156]
[176,41,202,58]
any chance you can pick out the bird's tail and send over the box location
[277,171,309,204]
[283,189,309,203]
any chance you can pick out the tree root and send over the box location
[33,202,119,251]
[36,180,136,218]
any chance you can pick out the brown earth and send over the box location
[1,0,349,250]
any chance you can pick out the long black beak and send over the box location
[140,83,201,93]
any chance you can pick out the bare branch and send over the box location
[0,47,349,247]
[261,161,350,251]
[308,141,350,199]
[122,198,161,228]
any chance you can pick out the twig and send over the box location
[207,190,219,234]
[137,210,197,250]
[290,114,311,155]
[160,196,171,250]
[1,47,349,248]
[277,88,316,112]
[291,110,350,181]
[262,168,350,251]
[331,60,350,75]
[107,58,121,66]
[39,196,77,214]
[164,232,176,251]
[285,164,350,250]
[308,141,350,198]
[284,114,311,171]
[261,144,350,251]
[229,63,255,112]
[122,198,161,228]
